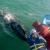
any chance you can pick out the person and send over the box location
[32,21,50,50]
[27,29,47,50]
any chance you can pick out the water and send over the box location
[0,0,50,50]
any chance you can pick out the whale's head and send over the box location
[4,13,15,23]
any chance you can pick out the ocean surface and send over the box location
[0,0,50,50]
